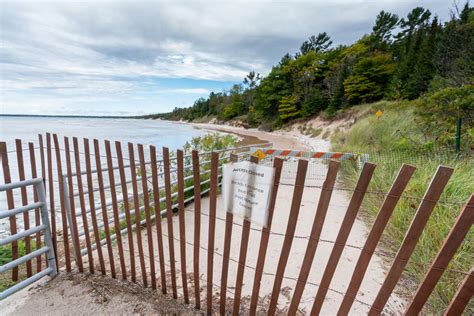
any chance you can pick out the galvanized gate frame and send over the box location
[0,177,57,299]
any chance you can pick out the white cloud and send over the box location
[0,0,452,115]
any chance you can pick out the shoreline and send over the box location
[190,122,331,152]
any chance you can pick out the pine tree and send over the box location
[278,95,300,122]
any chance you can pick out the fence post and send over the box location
[177,149,190,303]
[405,194,474,314]
[128,143,148,286]
[73,137,94,274]
[288,160,340,314]
[107,140,127,280]
[53,134,72,272]
[192,150,202,309]
[150,145,167,293]
[62,174,77,264]
[369,166,454,314]
[249,157,284,316]
[311,162,376,315]
[206,151,219,314]
[232,155,259,315]
[0,142,19,280]
[444,268,474,316]
[219,153,238,314]
[64,137,84,273]
[163,147,178,298]
[267,159,309,315]
[93,139,116,278]
[338,164,416,314]
[29,142,43,273]
[46,133,58,269]
[138,144,156,288]
[83,138,106,274]
[36,181,57,276]
[15,139,33,277]
[116,141,137,282]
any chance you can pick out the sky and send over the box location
[0,0,453,116]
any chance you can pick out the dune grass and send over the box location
[331,101,473,312]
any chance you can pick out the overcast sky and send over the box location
[0,0,452,116]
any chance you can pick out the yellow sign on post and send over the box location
[375,110,383,119]
[253,149,266,160]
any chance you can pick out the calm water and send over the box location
[0,116,206,151]
[0,116,208,236]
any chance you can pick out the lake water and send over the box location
[0,116,207,151]
[0,116,209,237]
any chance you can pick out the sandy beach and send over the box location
[191,122,331,152]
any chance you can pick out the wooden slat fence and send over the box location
[0,134,472,315]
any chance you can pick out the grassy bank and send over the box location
[331,101,473,312]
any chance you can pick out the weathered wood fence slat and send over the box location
[1,134,472,315]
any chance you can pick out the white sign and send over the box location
[222,161,275,227]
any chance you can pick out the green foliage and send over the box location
[299,32,332,55]
[416,85,474,146]
[0,240,39,292]
[0,240,38,265]
[150,2,473,130]
[278,95,299,122]
[183,133,237,153]
[370,10,399,50]
[344,52,395,104]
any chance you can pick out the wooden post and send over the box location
[38,134,46,191]
[249,157,284,316]
[15,139,33,277]
[106,140,127,280]
[53,134,72,272]
[64,137,84,272]
[29,142,43,272]
[232,155,259,315]
[405,194,474,314]
[311,162,376,314]
[84,138,106,274]
[116,141,137,282]
[138,144,157,289]
[46,133,58,269]
[93,139,116,278]
[177,149,190,303]
[192,150,202,308]
[38,134,47,271]
[163,147,178,298]
[267,159,309,315]
[0,142,19,280]
[220,153,238,314]
[338,164,416,315]
[288,160,340,314]
[369,166,454,315]
[128,143,148,286]
[73,137,94,273]
[150,145,167,292]
[444,268,474,316]
[206,151,219,314]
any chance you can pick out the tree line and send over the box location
[152,3,473,130]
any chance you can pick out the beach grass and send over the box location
[331,101,473,312]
